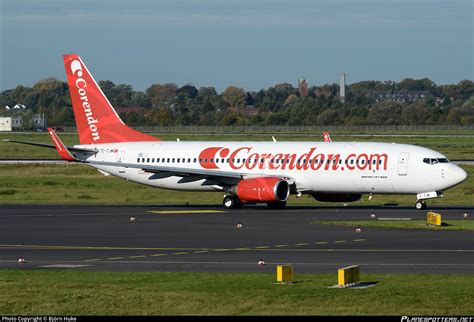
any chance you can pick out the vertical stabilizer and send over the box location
[63,54,159,145]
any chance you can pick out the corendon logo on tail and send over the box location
[199,146,388,172]
[70,60,100,141]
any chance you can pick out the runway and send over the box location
[0,205,472,274]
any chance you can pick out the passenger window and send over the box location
[142,158,145,163]
[137,158,140,163]
[157,159,160,163]
[152,158,155,163]
[167,158,170,163]
[147,158,150,163]
[177,158,180,163]
[172,158,175,163]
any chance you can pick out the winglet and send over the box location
[323,132,332,142]
[48,128,77,161]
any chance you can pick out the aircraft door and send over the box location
[398,152,409,176]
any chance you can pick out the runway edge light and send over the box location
[276,265,293,284]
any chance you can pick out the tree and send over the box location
[366,102,402,125]
[222,86,246,109]
[401,102,431,125]
[177,85,198,100]
[145,83,178,108]
[446,108,461,124]
[317,109,339,125]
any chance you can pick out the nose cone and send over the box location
[451,165,468,185]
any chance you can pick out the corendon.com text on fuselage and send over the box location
[198,146,388,172]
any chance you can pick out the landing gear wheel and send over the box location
[415,200,427,210]
[223,196,242,209]
[267,201,287,209]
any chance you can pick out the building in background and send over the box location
[0,117,12,131]
[298,78,308,97]
[369,91,434,103]
[339,73,346,103]
[1,114,47,131]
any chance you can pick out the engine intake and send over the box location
[231,177,290,203]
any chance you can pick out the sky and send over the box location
[0,0,472,92]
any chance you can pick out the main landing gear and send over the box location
[415,200,427,210]
[222,195,287,209]
[223,195,242,209]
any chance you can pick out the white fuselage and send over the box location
[76,141,467,196]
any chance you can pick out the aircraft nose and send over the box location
[452,165,467,185]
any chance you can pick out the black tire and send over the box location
[223,196,242,209]
[415,200,427,210]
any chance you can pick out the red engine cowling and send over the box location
[231,177,290,203]
[312,193,362,202]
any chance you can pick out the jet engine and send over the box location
[231,177,290,203]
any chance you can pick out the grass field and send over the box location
[311,220,474,231]
[0,164,472,206]
[1,132,474,159]
[0,270,473,315]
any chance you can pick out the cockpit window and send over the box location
[423,158,450,165]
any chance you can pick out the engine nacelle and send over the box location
[312,193,362,203]
[231,177,290,203]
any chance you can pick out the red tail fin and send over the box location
[63,54,159,145]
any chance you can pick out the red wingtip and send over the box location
[323,132,332,142]
[48,128,76,161]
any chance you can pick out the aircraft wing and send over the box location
[2,139,97,154]
[88,159,294,187]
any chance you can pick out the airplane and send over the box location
[5,54,468,210]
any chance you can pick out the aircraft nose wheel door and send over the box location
[397,152,409,176]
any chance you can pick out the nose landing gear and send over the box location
[415,200,427,210]
[415,191,443,210]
